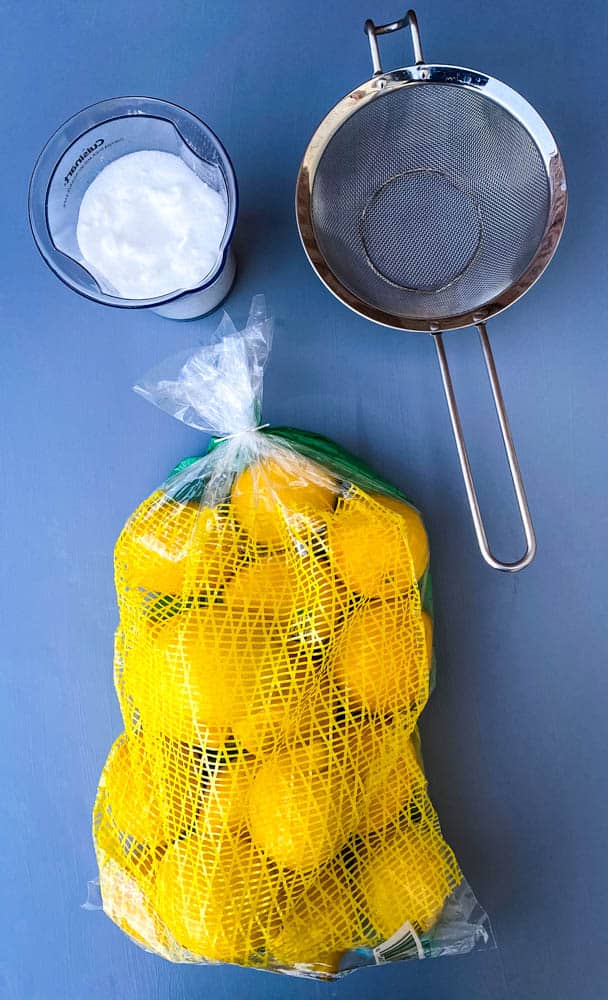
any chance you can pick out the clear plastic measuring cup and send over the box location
[29,97,238,319]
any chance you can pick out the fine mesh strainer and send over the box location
[296,10,567,571]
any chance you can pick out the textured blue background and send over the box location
[2,1,607,998]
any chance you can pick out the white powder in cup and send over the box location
[76,150,227,300]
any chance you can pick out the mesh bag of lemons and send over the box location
[92,298,490,977]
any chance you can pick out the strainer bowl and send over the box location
[296,10,567,571]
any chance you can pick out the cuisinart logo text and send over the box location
[64,138,104,185]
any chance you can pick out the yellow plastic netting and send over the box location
[93,452,462,976]
[92,300,482,978]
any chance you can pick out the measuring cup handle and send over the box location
[434,325,537,572]
[364,9,424,74]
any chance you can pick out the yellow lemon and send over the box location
[328,495,412,598]
[248,740,358,871]
[115,491,238,597]
[231,695,304,757]
[234,631,321,756]
[272,862,366,973]
[328,492,428,598]
[123,604,298,746]
[231,455,336,549]
[223,554,302,617]
[370,492,429,580]
[100,735,203,843]
[100,736,164,845]
[198,752,258,835]
[360,826,457,938]
[232,672,342,757]
[227,662,320,756]
[332,598,429,718]
[224,551,348,649]
[154,832,281,962]
[356,726,425,836]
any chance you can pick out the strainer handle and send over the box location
[364,10,425,74]
[434,326,536,572]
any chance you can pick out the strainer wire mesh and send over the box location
[310,82,550,322]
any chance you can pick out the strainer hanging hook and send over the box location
[365,10,424,71]
[297,9,567,572]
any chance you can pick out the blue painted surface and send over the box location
[2,1,607,998]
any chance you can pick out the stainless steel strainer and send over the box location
[296,10,567,571]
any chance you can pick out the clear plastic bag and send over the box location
[92,296,491,978]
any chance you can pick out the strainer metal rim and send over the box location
[296,63,567,333]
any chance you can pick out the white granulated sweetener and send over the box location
[76,150,227,300]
